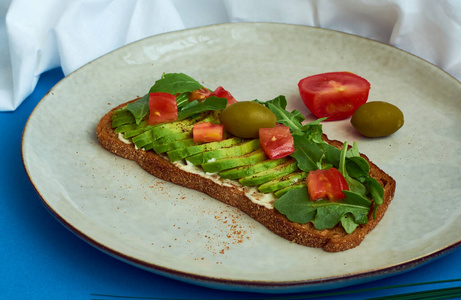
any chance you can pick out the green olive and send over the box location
[219,101,277,138]
[351,101,404,137]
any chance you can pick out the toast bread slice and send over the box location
[96,100,396,252]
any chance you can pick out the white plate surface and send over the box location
[22,23,461,293]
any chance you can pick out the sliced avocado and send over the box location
[114,122,138,134]
[186,139,260,165]
[167,137,242,162]
[120,112,199,139]
[239,159,299,186]
[151,131,192,147]
[274,182,306,198]
[150,116,198,138]
[151,112,219,137]
[132,128,154,148]
[123,120,150,138]
[112,107,128,118]
[219,157,288,180]
[147,131,192,152]
[201,148,267,173]
[153,138,196,154]
[258,171,307,193]
[112,109,135,127]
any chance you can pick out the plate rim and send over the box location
[21,22,461,293]
[21,186,461,292]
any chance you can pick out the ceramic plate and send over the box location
[22,23,461,293]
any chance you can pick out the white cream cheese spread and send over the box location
[117,133,277,209]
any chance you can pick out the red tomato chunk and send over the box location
[306,168,349,202]
[259,125,295,159]
[189,87,212,102]
[148,92,178,125]
[193,122,224,143]
[298,72,370,121]
[212,86,238,107]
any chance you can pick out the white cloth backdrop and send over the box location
[1,0,460,111]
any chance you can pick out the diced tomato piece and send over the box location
[298,72,370,121]
[259,125,295,159]
[193,122,224,143]
[212,86,238,107]
[306,168,349,201]
[148,92,178,125]
[189,87,212,102]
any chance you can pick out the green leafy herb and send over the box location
[258,95,306,132]
[339,142,367,196]
[367,176,385,218]
[295,119,326,142]
[126,94,149,125]
[320,142,342,168]
[149,73,203,94]
[124,74,224,125]
[177,96,227,120]
[274,187,371,233]
[340,141,384,217]
[273,187,317,223]
[341,213,359,234]
[176,92,190,108]
[345,142,371,180]
[290,135,324,172]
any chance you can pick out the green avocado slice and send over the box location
[239,159,299,186]
[153,138,196,154]
[201,149,267,173]
[274,182,306,198]
[111,108,135,127]
[167,137,242,162]
[258,171,307,193]
[150,131,192,147]
[186,139,260,165]
[218,157,288,180]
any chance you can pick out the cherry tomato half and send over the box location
[306,168,349,202]
[259,125,295,159]
[298,72,371,121]
[193,122,224,143]
[148,92,178,125]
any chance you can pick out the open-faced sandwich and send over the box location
[96,73,396,252]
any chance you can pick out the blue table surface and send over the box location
[1,67,461,300]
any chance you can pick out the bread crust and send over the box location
[96,101,396,252]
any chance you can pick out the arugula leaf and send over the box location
[176,92,190,108]
[346,156,370,180]
[177,96,227,120]
[255,96,306,132]
[341,214,359,234]
[366,177,384,206]
[320,143,341,168]
[338,142,367,196]
[274,187,371,231]
[149,73,203,94]
[314,193,370,230]
[290,135,324,172]
[126,93,149,125]
[345,142,370,180]
[273,187,317,224]
[336,142,384,219]
[267,98,305,131]
[295,120,325,143]
[366,176,385,218]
